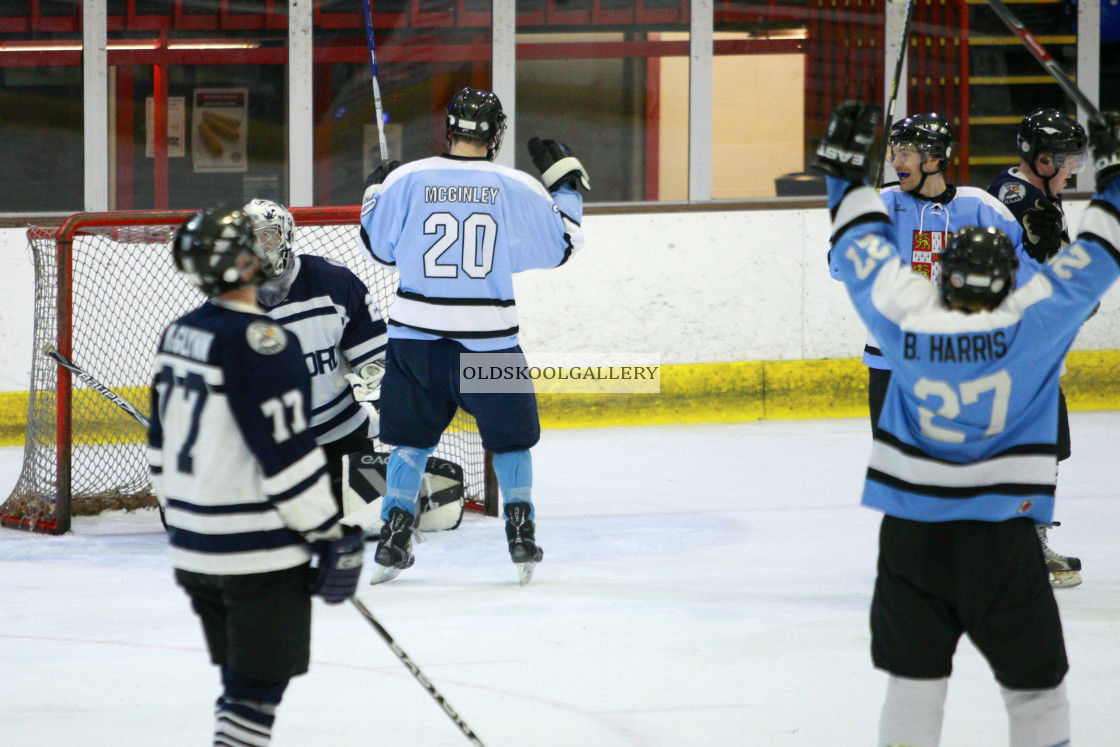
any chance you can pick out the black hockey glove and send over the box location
[1021,198,1064,262]
[527,138,590,192]
[1089,112,1120,193]
[363,160,402,203]
[812,100,881,183]
[310,526,364,604]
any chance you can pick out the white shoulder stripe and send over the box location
[833,185,889,234]
[1078,203,1120,249]
[956,186,1017,220]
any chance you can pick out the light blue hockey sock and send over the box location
[492,449,533,519]
[382,445,435,519]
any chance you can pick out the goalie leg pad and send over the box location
[383,445,435,519]
[492,449,533,517]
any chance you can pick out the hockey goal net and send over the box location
[2,207,496,534]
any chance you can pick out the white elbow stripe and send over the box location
[541,156,589,189]
[832,185,889,236]
[263,449,328,496]
[1078,201,1120,253]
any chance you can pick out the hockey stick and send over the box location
[43,345,149,428]
[350,596,487,746]
[361,0,390,163]
[873,0,917,190]
[44,345,166,528]
[985,0,1104,125]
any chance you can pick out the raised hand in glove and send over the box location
[812,101,881,183]
[1021,198,1064,262]
[527,138,590,192]
[1090,112,1120,193]
[310,526,365,604]
[362,160,403,203]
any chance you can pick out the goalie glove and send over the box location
[345,359,385,429]
[1089,112,1120,193]
[362,160,402,204]
[527,138,590,192]
[812,100,881,183]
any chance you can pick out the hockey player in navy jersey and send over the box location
[988,109,1087,260]
[358,86,587,585]
[150,207,364,746]
[987,110,1090,587]
[814,100,1120,747]
[245,198,388,508]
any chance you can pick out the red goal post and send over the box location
[2,207,497,535]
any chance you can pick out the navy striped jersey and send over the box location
[832,185,1039,370]
[358,153,584,351]
[827,176,1120,524]
[259,255,387,444]
[148,299,342,575]
[987,167,1070,241]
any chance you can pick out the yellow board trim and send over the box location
[2,351,1119,443]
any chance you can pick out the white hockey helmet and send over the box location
[243,198,295,279]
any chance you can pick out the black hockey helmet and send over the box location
[1017,108,1087,173]
[173,207,265,297]
[889,112,955,167]
[940,226,1019,310]
[446,87,507,160]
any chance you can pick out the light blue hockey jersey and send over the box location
[827,176,1120,524]
[831,185,1040,369]
[358,154,584,351]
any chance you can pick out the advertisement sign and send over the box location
[145,96,185,158]
[192,88,249,173]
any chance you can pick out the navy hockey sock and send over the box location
[214,669,287,747]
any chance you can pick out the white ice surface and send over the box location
[2,414,1120,746]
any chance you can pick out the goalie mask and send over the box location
[940,226,1018,311]
[889,113,955,171]
[1017,108,1088,178]
[446,87,507,160]
[173,208,265,297]
[243,198,295,279]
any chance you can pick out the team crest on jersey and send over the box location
[998,182,1025,205]
[246,321,288,355]
[910,230,952,285]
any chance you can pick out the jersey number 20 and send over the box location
[424,212,497,279]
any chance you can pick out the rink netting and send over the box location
[2,211,490,533]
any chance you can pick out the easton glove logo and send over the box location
[817,145,865,166]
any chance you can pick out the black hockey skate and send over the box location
[504,502,543,586]
[1037,522,1082,588]
[369,507,417,585]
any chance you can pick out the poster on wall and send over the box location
[145,96,185,157]
[191,88,249,173]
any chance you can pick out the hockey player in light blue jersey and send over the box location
[245,199,388,509]
[815,100,1120,747]
[151,207,363,746]
[359,86,587,585]
[834,112,1043,429]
